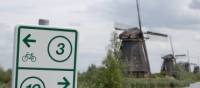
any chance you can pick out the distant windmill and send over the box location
[178,62,196,72]
[176,51,199,73]
[144,31,176,76]
[191,56,200,73]
[144,31,194,76]
[185,50,199,72]
[160,54,175,76]
[160,54,189,76]
[194,66,200,74]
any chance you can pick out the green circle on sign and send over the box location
[20,76,45,88]
[47,36,72,62]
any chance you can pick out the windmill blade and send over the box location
[114,22,136,31]
[175,54,187,58]
[144,31,168,37]
[175,54,187,57]
[144,31,168,41]
[190,63,197,65]
[178,61,187,64]
[178,62,196,65]
[115,27,127,31]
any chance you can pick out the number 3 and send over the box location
[56,43,65,55]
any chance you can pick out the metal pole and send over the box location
[38,19,49,25]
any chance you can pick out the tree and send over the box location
[78,31,123,88]
[0,67,5,82]
[109,31,121,60]
[4,69,12,83]
[99,31,123,88]
[100,50,123,88]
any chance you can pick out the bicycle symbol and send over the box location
[22,52,37,62]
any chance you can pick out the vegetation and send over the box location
[124,78,191,88]
[0,67,12,88]
[1,31,200,88]
[78,31,123,88]
[173,64,200,82]
[78,31,199,88]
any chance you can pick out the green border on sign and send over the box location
[14,25,78,88]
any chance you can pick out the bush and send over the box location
[78,65,106,88]
[0,68,12,83]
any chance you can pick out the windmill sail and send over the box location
[144,31,168,41]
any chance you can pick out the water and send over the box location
[187,82,200,88]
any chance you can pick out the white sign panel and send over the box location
[12,25,78,88]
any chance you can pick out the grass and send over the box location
[123,78,191,88]
[0,82,3,88]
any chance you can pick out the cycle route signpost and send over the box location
[12,25,78,88]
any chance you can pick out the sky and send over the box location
[0,0,200,73]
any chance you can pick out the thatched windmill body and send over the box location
[119,27,150,77]
[161,54,175,76]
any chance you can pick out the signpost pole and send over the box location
[38,19,49,25]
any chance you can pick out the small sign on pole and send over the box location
[12,25,78,88]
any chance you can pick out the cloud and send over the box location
[146,27,200,72]
[0,23,13,69]
[0,0,114,71]
[88,0,200,29]
[0,0,200,73]
[189,0,200,10]
[77,52,105,72]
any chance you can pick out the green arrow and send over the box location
[23,34,36,48]
[58,77,70,88]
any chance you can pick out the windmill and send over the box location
[115,0,171,77]
[176,51,199,73]
[144,31,191,76]
[178,62,196,72]
[144,31,177,76]
[194,56,200,73]
[190,56,200,73]
[160,54,175,76]
[117,27,150,77]
[115,24,171,78]
[116,0,150,77]
[194,65,199,74]
[183,51,198,73]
